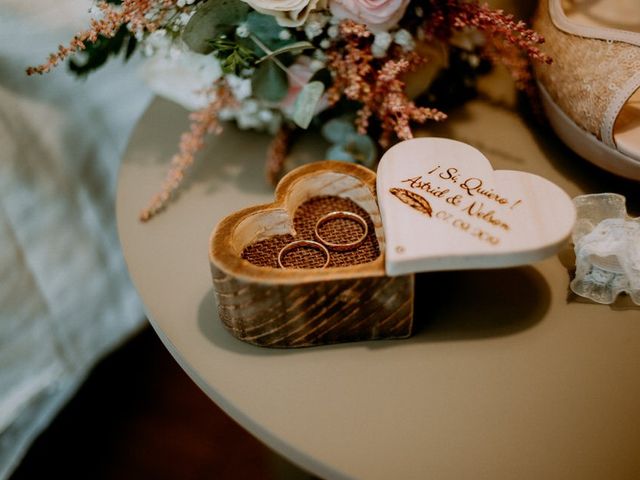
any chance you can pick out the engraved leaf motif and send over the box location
[389,188,433,217]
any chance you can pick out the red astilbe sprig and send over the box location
[139,85,236,222]
[326,20,447,148]
[372,54,447,147]
[326,21,374,107]
[422,1,551,91]
[27,0,176,75]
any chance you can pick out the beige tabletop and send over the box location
[117,85,640,479]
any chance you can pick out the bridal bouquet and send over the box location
[28,0,550,220]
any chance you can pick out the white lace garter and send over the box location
[571,193,640,305]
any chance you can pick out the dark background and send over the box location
[10,326,313,480]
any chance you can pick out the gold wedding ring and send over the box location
[277,240,330,269]
[314,211,368,252]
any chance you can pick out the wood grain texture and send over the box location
[209,161,415,348]
[211,267,414,347]
[377,138,577,276]
[211,161,387,284]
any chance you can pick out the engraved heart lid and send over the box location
[376,138,577,276]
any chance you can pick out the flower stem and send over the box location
[249,33,306,87]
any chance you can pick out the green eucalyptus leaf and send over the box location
[292,81,324,129]
[182,0,249,54]
[246,12,294,50]
[325,132,377,165]
[246,12,279,40]
[252,60,289,102]
[344,133,377,167]
[256,41,314,63]
[326,144,357,163]
[321,118,356,144]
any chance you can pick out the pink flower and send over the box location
[329,0,410,32]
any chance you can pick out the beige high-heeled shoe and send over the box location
[533,0,640,180]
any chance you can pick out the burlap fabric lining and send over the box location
[241,195,381,269]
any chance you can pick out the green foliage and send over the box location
[256,41,313,64]
[184,0,307,99]
[322,117,356,143]
[323,118,376,166]
[245,12,296,51]
[292,81,324,129]
[182,0,249,54]
[326,133,377,167]
[251,60,288,102]
[209,35,257,74]
[69,24,137,77]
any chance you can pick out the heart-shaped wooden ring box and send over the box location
[209,160,414,348]
[209,138,576,348]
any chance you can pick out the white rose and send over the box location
[242,0,327,27]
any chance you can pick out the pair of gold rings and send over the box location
[277,211,368,269]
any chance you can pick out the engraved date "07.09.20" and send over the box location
[434,210,500,245]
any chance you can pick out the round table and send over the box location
[117,96,640,480]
